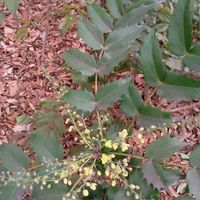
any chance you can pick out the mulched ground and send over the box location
[1,1,200,200]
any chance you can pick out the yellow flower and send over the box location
[112,143,119,150]
[83,167,93,176]
[90,183,97,191]
[111,180,116,187]
[101,154,112,165]
[63,178,68,185]
[83,189,89,197]
[137,133,143,139]
[105,140,113,148]
[121,142,129,152]
[119,129,128,140]
[97,171,101,176]
[60,171,68,179]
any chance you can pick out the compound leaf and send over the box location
[142,160,181,191]
[30,133,64,162]
[88,4,113,33]
[168,0,193,56]
[0,143,30,172]
[146,135,186,161]
[63,49,98,76]
[77,20,104,50]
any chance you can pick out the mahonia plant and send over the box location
[1,0,200,200]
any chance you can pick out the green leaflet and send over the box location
[186,168,200,200]
[32,183,68,200]
[189,145,200,168]
[88,4,113,33]
[106,187,132,200]
[121,84,171,127]
[186,146,200,199]
[30,133,64,162]
[63,49,98,76]
[106,0,124,19]
[0,143,30,172]
[183,45,200,72]
[0,182,23,200]
[104,25,143,54]
[141,30,200,101]
[96,78,131,109]
[115,4,153,28]
[77,20,104,50]
[33,111,65,138]
[62,79,130,112]
[62,89,96,112]
[142,160,181,191]
[128,170,157,199]
[146,135,186,161]
[168,0,194,56]
[3,0,21,15]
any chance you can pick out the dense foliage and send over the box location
[1,0,200,200]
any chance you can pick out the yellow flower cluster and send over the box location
[105,140,119,150]
[119,129,128,139]
[101,153,115,165]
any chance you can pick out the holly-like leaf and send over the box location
[62,90,96,112]
[3,0,21,15]
[96,78,130,110]
[141,30,200,101]
[115,4,152,28]
[97,46,129,76]
[106,187,132,200]
[77,20,104,50]
[0,182,24,200]
[129,170,156,199]
[32,183,67,200]
[189,145,200,168]
[106,0,124,19]
[33,111,65,138]
[183,45,200,72]
[146,135,186,161]
[30,133,64,162]
[186,168,200,200]
[168,0,193,56]
[0,143,30,172]
[142,160,181,191]
[104,25,143,55]
[121,84,171,127]
[63,49,98,76]
[88,4,113,33]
